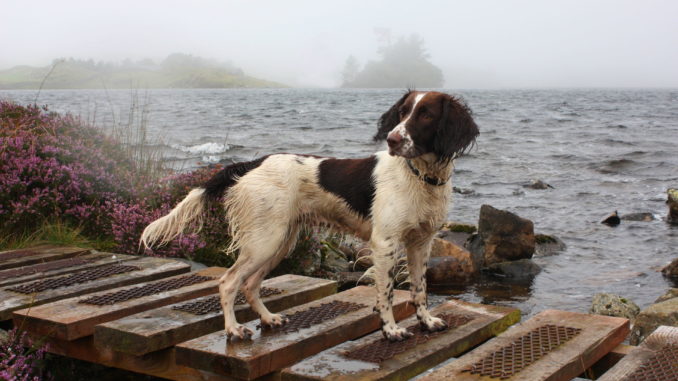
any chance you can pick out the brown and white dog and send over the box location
[141,90,479,341]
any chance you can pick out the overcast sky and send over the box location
[2,0,677,88]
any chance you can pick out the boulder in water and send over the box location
[620,212,655,222]
[661,258,678,278]
[484,259,541,280]
[468,205,536,266]
[668,188,678,224]
[522,179,554,190]
[601,210,621,226]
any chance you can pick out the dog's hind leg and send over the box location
[218,225,292,340]
[406,237,447,332]
[242,224,300,328]
[371,236,413,341]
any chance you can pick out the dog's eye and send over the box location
[422,111,433,120]
[398,109,407,118]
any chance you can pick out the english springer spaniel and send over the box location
[141,90,479,341]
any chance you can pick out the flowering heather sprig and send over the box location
[0,328,49,381]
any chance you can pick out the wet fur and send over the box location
[141,91,478,341]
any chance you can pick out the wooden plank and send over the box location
[0,252,137,287]
[3,256,189,321]
[418,310,629,381]
[598,325,678,381]
[0,245,91,270]
[282,299,521,381]
[175,286,415,380]
[94,275,337,355]
[584,344,633,379]
[13,266,223,340]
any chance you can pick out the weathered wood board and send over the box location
[0,252,137,287]
[3,256,189,321]
[13,266,223,340]
[175,286,415,380]
[598,325,678,381]
[281,299,520,381]
[95,274,337,355]
[0,245,91,270]
[418,309,629,381]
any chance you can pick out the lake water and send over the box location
[2,88,677,317]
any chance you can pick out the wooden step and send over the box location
[281,299,521,381]
[598,325,678,381]
[94,274,337,355]
[13,266,223,340]
[418,309,629,381]
[0,245,91,270]
[0,252,137,287]
[175,285,415,380]
[32,275,340,381]
[2,256,189,321]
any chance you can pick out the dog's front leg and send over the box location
[371,237,413,341]
[406,238,447,332]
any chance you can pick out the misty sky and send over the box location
[2,0,677,88]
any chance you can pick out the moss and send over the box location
[445,223,477,234]
[621,298,628,304]
[535,234,557,244]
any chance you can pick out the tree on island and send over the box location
[341,34,444,88]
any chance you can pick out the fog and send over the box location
[2,0,677,88]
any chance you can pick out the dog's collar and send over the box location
[406,160,449,186]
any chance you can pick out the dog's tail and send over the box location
[141,188,207,249]
[140,156,271,250]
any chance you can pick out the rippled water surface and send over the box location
[3,88,677,317]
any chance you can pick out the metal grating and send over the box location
[462,324,582,379]
[172,287,283,315]
[80,274,214,305]
[271,300,367,333]
[0,257,97,280]
[0,249,40,261]
[622,345,678,381]
[343,313,474,363]
[6,264,140,294]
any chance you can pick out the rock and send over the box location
[470,205,536,267]
[430,238,472,258]
[322,250,350,273]
[512,189,525,196]
[601,210,621,226]
[484,259,541,280]
[534,234,566,256]
[427,255,478,286]
[620,212,655,222]
[668,188,678,224]
[523,179,554,190]
[354,247,373,270]
[590,293,640,321]
[629,297,678,345]
[335,271,371,290]
[655,288,678,304]
[440,221,477,234]
[436,230,472,247]
[453,186,475,195]
[661,258,678,278]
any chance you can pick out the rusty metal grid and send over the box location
[272,300,368,334]
[79,274,214,305]
[462,324,582,379]
[0,257,97,280]
[172,287,283,315]
[343,313,474,363]
[0,249,40,261]
[6,264,140,294]
[622,345,678,381]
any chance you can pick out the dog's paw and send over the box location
[225,324,254,340]
[421,316,448,332]
[382,324,414,341]
[260,313,288,328]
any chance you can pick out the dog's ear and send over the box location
[434,95,479,162]
[373,90,412,141]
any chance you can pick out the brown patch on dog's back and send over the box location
[317,156,378,218]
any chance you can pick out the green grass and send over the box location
[0,219,115,251]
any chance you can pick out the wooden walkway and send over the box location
[1,245,675,381]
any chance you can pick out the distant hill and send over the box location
[0,53,285,89]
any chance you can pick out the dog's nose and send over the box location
[386,133,402,148]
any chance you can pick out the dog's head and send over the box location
[374,90,479,162]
